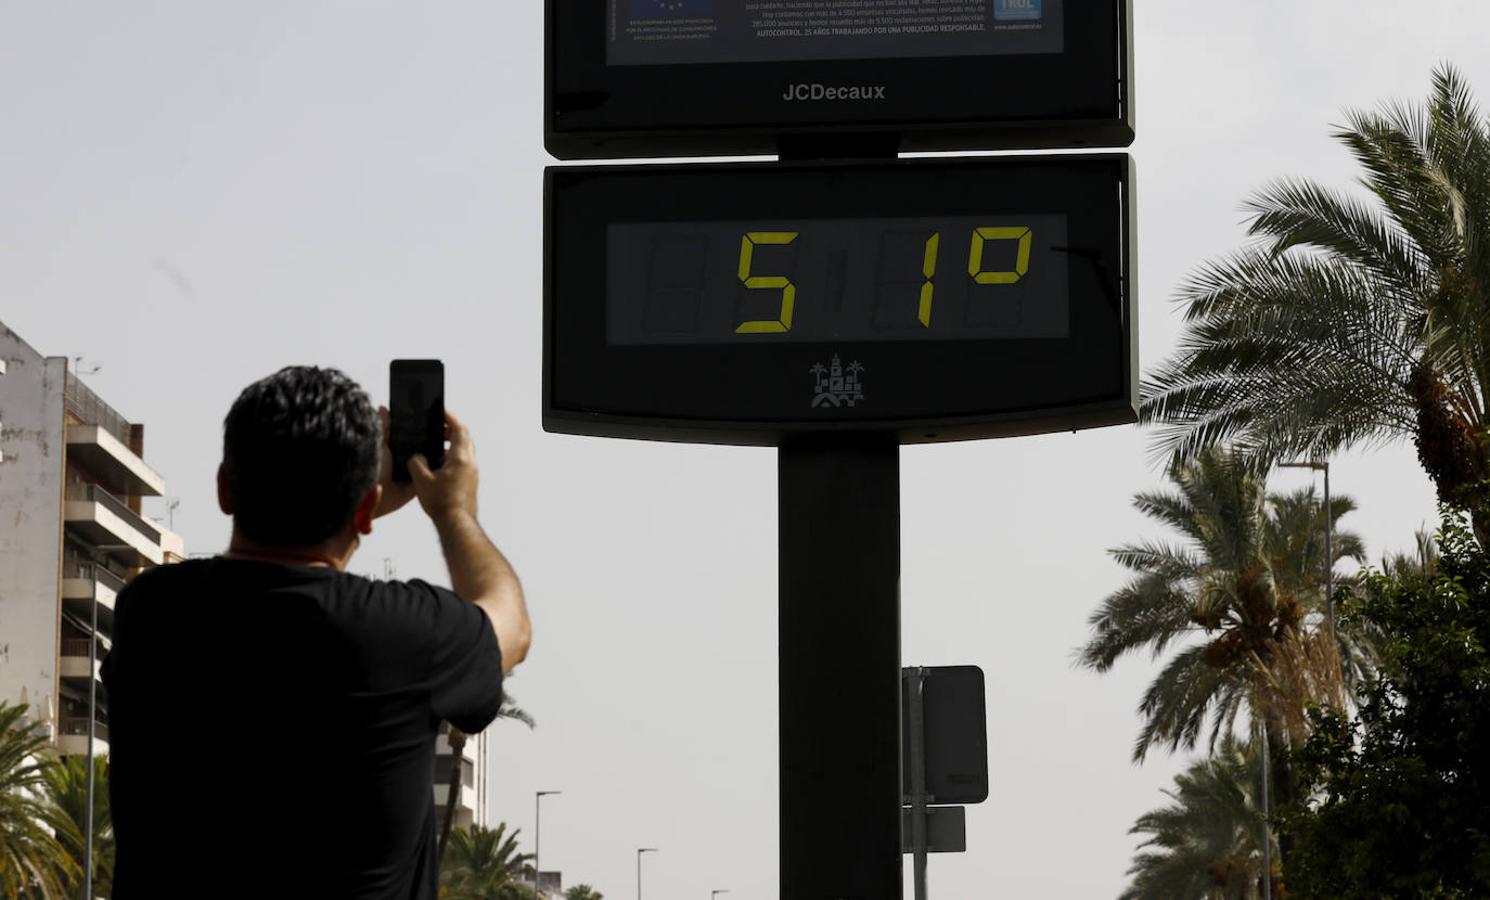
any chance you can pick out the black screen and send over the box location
[606,214,1070,344]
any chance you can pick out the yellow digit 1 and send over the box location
[968,226,1032,284]
[736,231,799,333]
[918,232,940,327]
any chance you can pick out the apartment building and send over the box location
[0,320,185,759]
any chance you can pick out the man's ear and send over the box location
[353,484,382,536]
[217,463,234,515]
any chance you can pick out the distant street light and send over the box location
[712,890,731,899]
[536,790,561,898]
[637,847,659,900]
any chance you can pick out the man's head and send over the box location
[219,366,381,548]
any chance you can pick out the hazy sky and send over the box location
[3,2,1488,896]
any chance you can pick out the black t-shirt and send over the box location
[99,557,504,899]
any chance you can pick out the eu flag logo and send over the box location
[994,0,1042,20]
[630,0,713,17]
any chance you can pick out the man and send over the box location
[101,365,531,898]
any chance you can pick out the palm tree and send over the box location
[0,701,79,900]
[39,754,113,899]
[494,696,535,730]
[1120,735,1278,900]
[1076,449,1365,765]
[564,886,603,900]
[1140,64,1490,542]
[439,822,535,900]
[438,696,536,862]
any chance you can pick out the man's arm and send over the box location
[409,409,532,675]
[431,508,530,674]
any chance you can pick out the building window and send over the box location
[434,754,475,788]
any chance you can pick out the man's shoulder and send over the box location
[118,557,206,597]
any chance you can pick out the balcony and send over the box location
[65,424,164,498]
[431,781,477,817]
[61,562,122,635]
[64,372,133,445]
[63,483,163,567]
[57,716,109,757]
[59,637,106,682]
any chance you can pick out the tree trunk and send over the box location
[1408,364,1489,544]
[1264,711,1298,894]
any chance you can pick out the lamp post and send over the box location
[1272,459,1332,900]
[712,890,731,899]
[637,847,658,900]
[1278,460,1334,643]
[535,791,561,897]
[85,577,98,900]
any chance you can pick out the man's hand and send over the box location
[373,405,418,519]
[409,408,479,522]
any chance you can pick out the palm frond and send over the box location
[1078,571,1198,673]
[1132,644,1240,762]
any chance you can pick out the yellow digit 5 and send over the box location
[736,231,799,333]
[968,226,1032,284]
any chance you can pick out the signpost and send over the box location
[903,666,988,899]
[543,2,1137,895]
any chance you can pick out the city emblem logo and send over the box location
[810,354,865,408]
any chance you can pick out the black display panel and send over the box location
[545,155,1136,445]
[548,0,1132,158]
[609,0,1063,67]
[606,214,1070,344]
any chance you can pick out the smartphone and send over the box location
[389,359,444,483]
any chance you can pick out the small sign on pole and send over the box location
[902,665,989,806]
[900,806,966,854]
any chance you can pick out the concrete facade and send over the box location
[0,324,67,734]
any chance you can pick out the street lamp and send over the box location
[712,890,731,899]
[1278,460,1334,643]
[535,790,561,898]
[637,847,658,900]
[1272,459,1333,900]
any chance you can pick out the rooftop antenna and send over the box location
[167,498,180,530]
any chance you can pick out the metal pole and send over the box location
[1323,462,1334,644]
[536,791,560,898]
[84,588,97,900]
[779,442,901,900]
[1259,719,1272,900]
[711,890,731,899]
[637,847,657,900]
[907,668,929,900]
[1279,460,1336,648]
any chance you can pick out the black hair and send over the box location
[222,366,380,547]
